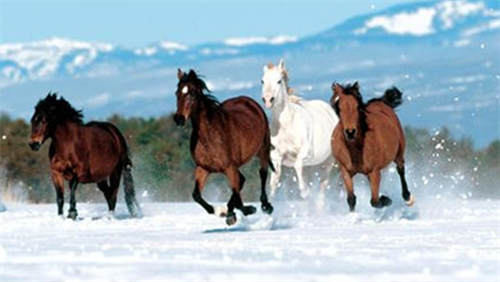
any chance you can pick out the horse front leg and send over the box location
[51,171,65,217]
[269,150,282,199]
[294,146,311,199]
[68,176,79,220]
[340,166,356,212]
[192,166,217,215]
[368,170,392,209]
[224,167,255,226]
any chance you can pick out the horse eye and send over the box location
[277,80,282,84]
[261,80,264,84]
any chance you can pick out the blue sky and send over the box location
[0,0,418,46]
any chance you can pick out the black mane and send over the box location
[334,82,369,134]
[34,93,84,124]
[180,69,223,115]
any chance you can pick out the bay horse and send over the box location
[262,59,338,201]
[28,93,141,219]
[330,82,414,212]
[173,69,274,226]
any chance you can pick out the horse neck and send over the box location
[190,99,224,136]
[270,84,291,120]
[51,121,80,148]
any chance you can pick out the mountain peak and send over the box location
[223,35,297,47]
[327,0,500,38]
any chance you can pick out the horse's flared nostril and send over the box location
[344,129,356,141]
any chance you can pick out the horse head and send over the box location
[261,59,293,109]
[174,69,218,126]
[331,82,365,142]
[29,93,83,151]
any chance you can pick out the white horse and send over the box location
[261,59,339,200]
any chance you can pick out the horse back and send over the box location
[364,102,405,167]
[86,121,131,166]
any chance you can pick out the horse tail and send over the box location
[122,163,142,218]
[116,132,142,218]
[381,87,403,109]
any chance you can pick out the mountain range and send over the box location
[1,0,499,147]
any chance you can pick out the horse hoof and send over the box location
[67,211,78,220]
[405,194,415,207]
[300,189,310,199]
[214,206,228,218]
[226,212,237,226]
[242,205,257,216]
[262,203,274,215]
[380,195,392,208]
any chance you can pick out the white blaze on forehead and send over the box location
[182,86,189,94]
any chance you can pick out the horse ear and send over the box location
[278,59,285,71]
[177,68,183,80]
[353,81,360,91]
[46,92,57,101]
[333,83,343,95]
[188,69,197,80]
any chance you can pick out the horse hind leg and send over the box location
[317,157,335,209]
[97,180,115,213]
[395,161,414,206]
[258,147,274,214]
[106,167,122,214]
[234,171,256,216]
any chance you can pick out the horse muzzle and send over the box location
[344,129,357,142]
[29,141,42,151]
[262,97,275,109]
[173,114,186,127]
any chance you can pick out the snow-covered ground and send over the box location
[1,196,499,282]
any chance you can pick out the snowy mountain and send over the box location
[0,0,499,147]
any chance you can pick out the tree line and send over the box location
[0,113,498,204]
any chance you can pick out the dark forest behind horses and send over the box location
[330,82,415,212]
[28,93,141,219]
[174,69,274,226]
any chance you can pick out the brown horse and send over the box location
[28,93,141,219]
[330,82,414,212]
[173,69,274,225]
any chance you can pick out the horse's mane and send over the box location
[35,92,84,124]
[180,70,223,115]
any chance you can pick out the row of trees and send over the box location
[0,113,498,204]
